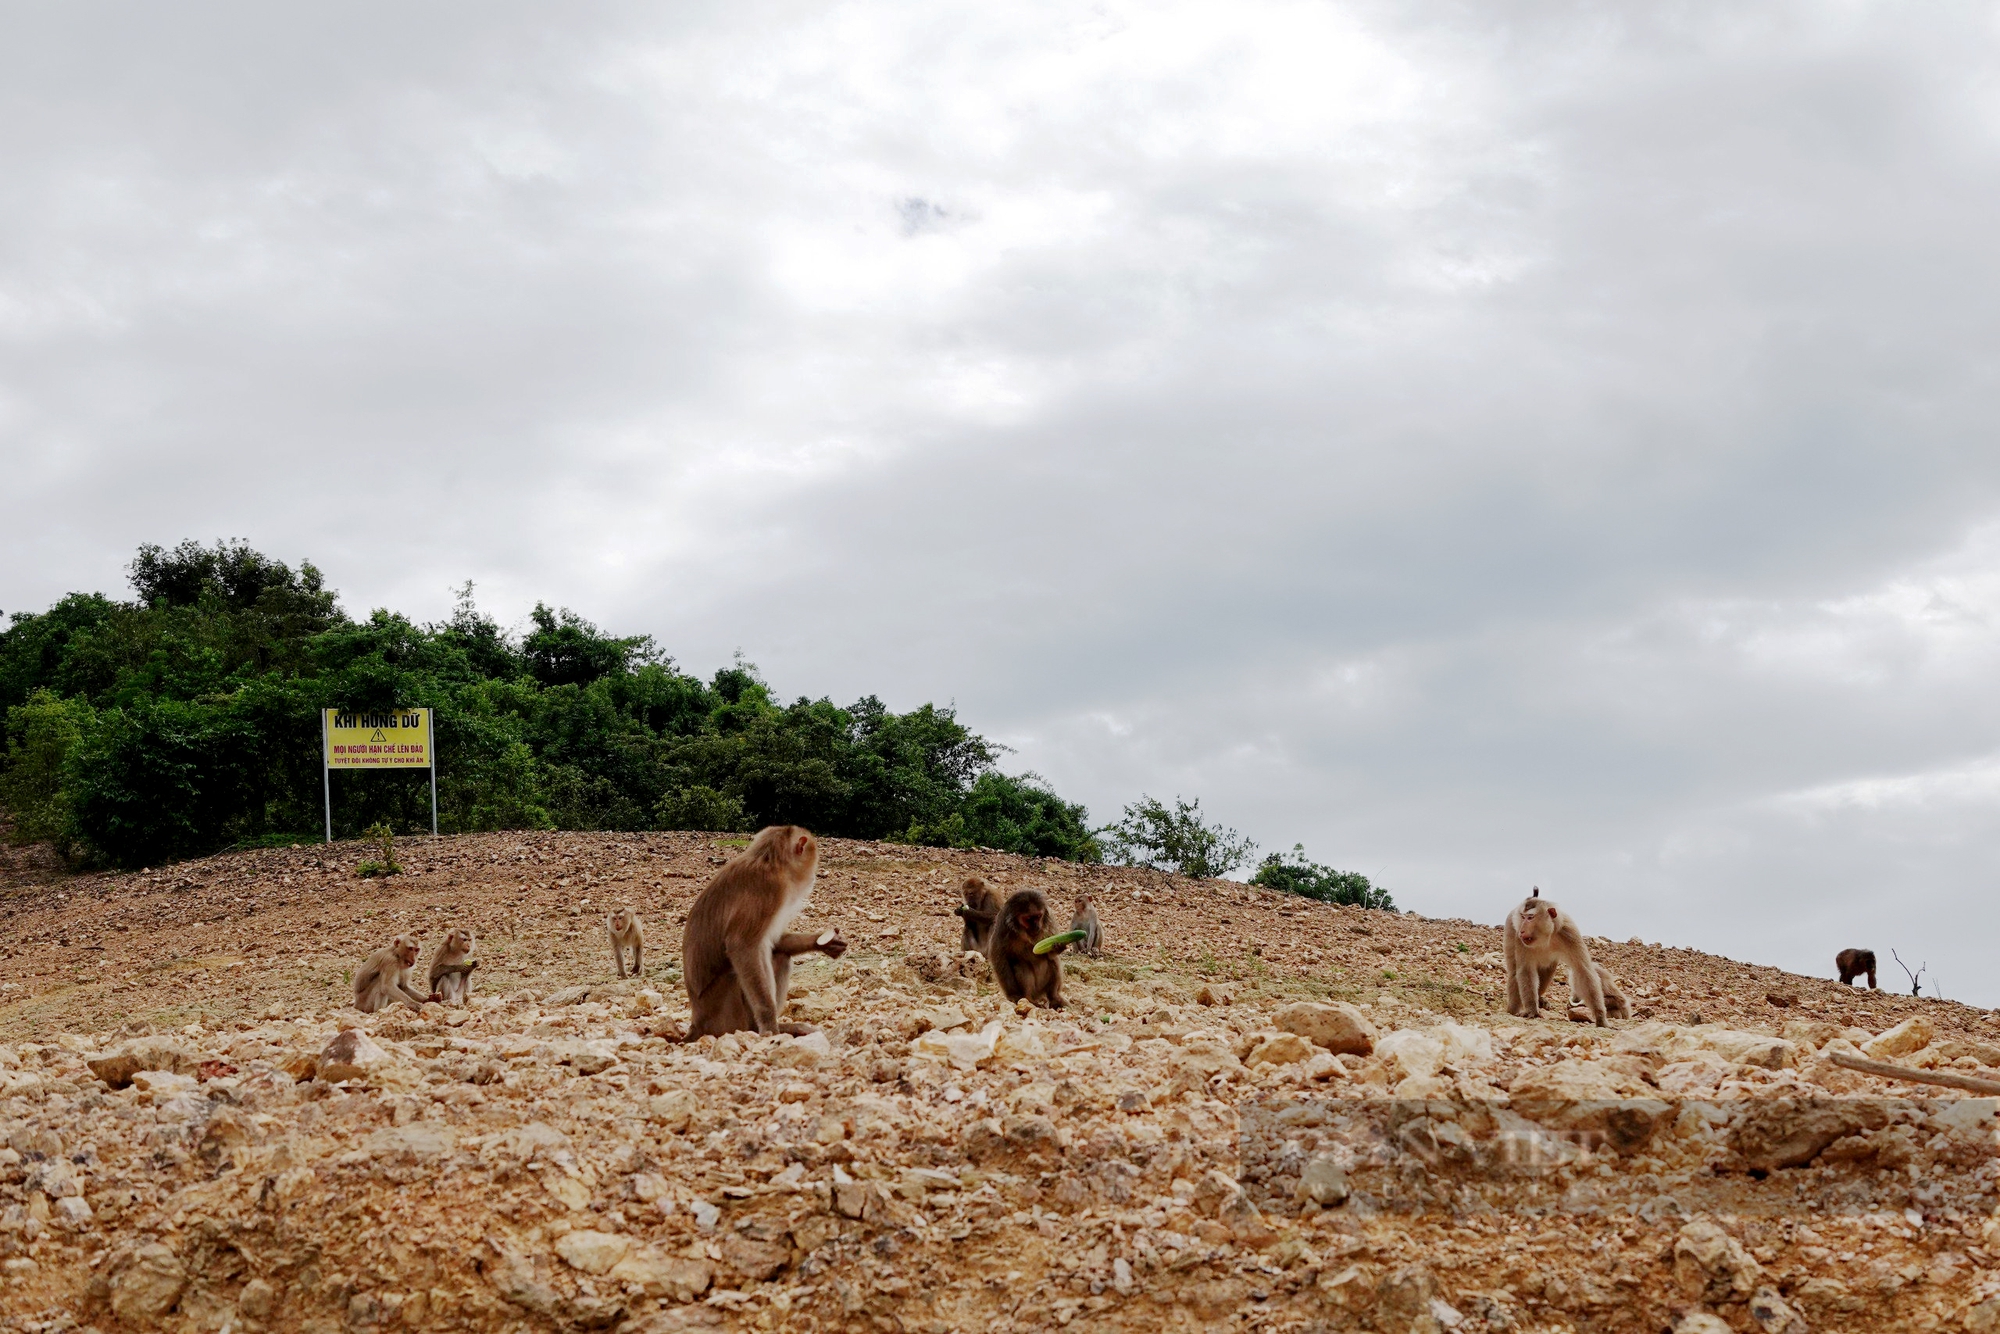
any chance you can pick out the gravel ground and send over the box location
[1,831,1997,1332]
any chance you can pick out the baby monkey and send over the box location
[354,934,433,1014]
[427,927,478,1006]
[608,907,644,978]
[1504,888,1628,1027]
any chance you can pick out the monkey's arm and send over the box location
[772,931,846,959]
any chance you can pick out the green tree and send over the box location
[1104,794,1257,879]
[0,541,1098,868]
[1250,844,1395,909]
[0,689,94,857]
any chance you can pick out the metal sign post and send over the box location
[322,707,438,842]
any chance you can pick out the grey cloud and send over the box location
[8,3,2000,998]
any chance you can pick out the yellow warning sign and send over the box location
[324,708,433,768]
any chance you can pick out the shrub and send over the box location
[655,784,750,833]
[1103,795,1256,879]
[1250,844,1395,909]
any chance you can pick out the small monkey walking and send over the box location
[1504,888,1628,1027]
[1836,948,1878,989]
[608,907,644,978]
[354,935,433,1013]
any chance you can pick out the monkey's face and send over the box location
[445,928,473,954]
[1516,900,1554,945]
[1075,895,1092,911]
[1015,900,1046,939]
[610,910,632,933]
[394,935,421,967]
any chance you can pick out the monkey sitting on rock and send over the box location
[681,824,848,1039]
[1504,888,1628,1027]
[987,888,1068,1009]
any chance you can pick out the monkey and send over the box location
[1070,893,1102,958]
[1504,888,1624,1027]
[681,825,849,1039]
[427,927,477,1005]
[354,935,433,1014]
[954,876,1002,952]
[1836,948,1878,989]
[608,907,644,978]
[987,888,1066,1009]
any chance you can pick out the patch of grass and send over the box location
[228,832,317,852]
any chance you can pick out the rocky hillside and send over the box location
[1,831,1997,1332]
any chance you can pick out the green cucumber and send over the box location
[1034,929,1087,955]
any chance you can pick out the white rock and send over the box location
[913,1020,1002,1071]
[1375,1030,1445,1081]
[1863,1016,1934,1060]
[555,1229,631,1275]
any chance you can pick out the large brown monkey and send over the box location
[1836,948,1878,989]
[988,888,1066,1009]
[954,876,1002,952]
[682,826,848,1039]
[1504,888,1627,1027]
[355,935,432,1013]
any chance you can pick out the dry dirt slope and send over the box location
[0,832,1996,1333]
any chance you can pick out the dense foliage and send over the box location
[1250,844,1396,910]
[0,541,1100,869]
[1103,794,1259,880]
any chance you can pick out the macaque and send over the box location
[988,888,1066,1009]
[427,928,477,1006]
[608,907,644,978]
[1070,894,1102,958]
[1836,948,1878,989]
[1504,888,1624,1027]
[954,876,1002,952]
[682,825,848,1039]
[354,935,432,1014]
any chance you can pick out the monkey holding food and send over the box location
[681,825,848,1039]
[987,888,1068,1009]
[955,876,1002,952]
[426,928,478,1006]
[1504,888,1628,1027]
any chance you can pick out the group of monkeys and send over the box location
[350,829,1109,1034]
[359,837,1872,1040]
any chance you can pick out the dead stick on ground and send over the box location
[1828,1051,2000,1096]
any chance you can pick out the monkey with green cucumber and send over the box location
[989,888,1068,1008]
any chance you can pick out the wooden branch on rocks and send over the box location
[1827,1051,2000,1096]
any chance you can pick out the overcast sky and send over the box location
[7,3,2000,1000]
